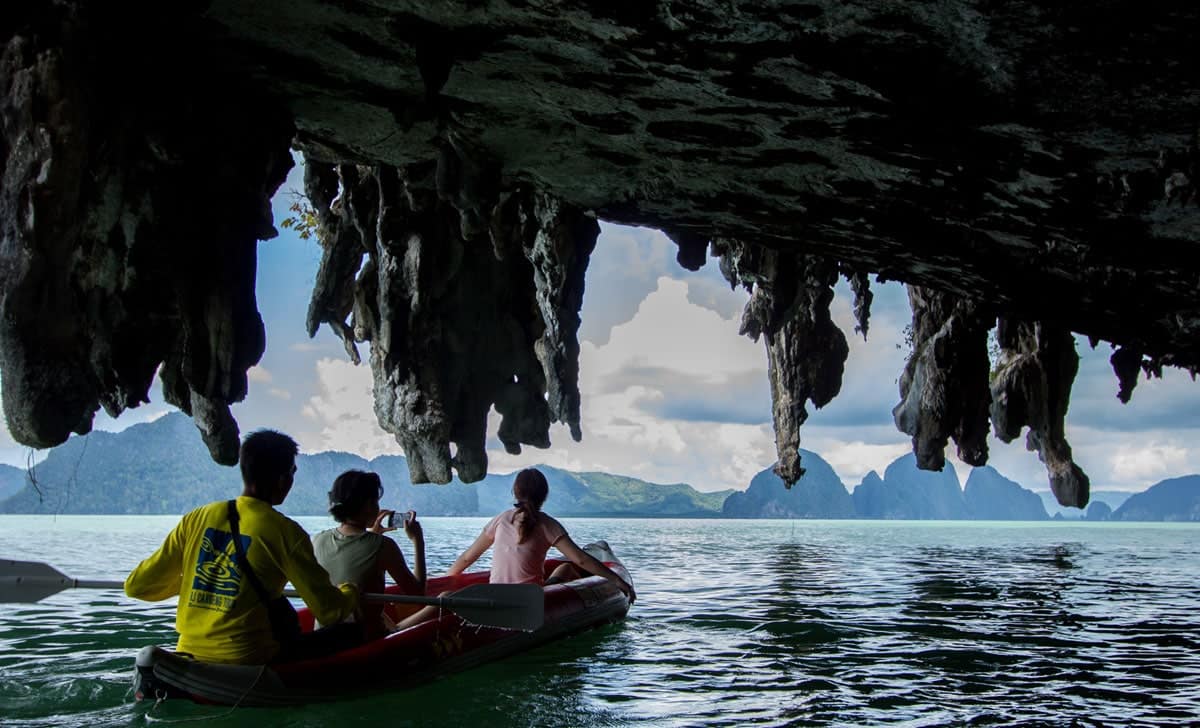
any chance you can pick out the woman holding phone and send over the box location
[313,470,426,639]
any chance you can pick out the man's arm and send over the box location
[283,534,360,626]
[124,517,188,601]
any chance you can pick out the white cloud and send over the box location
[1110,442,1188,481]
[583,276,760,382]
[486,277,778,491]
[814,440,912,484]
[299,358,400,458]
[247,366,273,384]
[268,388,292,400]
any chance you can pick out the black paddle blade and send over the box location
[0,559,73,603]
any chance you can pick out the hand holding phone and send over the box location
[385,510,415,529]
[401,510,422,540]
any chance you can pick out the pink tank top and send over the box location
[483,509,567,585]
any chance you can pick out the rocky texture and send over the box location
[989,320,1090,507]
[303,160,598,483]
[893,287,994,472]
[4,2,1200,496]
[716,241,851,482]
[0,5,293,463]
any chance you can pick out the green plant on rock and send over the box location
[280,193,321,242]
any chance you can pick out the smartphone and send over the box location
[386,510,415,528]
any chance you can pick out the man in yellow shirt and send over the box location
[125,430,360,664]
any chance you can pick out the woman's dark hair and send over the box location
[239,430,299,488]
[511,468,549,544]
[328,470,384,522]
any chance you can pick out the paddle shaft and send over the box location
[3,576,515,609]
[5,578,510,609]
[290,589,503,609]
[1,559,545,630]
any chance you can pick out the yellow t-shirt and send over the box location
[125,496,358,664]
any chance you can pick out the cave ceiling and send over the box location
[2,1,1199,507]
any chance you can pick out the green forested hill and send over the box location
[567,472,731,516]
[0,413,725,517]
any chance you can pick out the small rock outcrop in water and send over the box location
[4,4,1200,507]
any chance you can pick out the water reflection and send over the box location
[2,518,1200,725]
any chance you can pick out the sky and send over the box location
[2,159,1199,495]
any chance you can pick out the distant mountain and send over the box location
[6,412,1196,521]
[566,471,730,516]
[1111,476,1200,522]
[723,450,855,518]
[0,413,724,518]
[0,414,242,515]
[0,464,25,502]
[963,467,1048,520]
[1039,490,1134,519]
[853,454,967,519]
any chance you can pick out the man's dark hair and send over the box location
[239,430,299,487]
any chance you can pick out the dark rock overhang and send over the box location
[3,2,1198,508]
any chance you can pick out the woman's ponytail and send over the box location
[510,469,550,544]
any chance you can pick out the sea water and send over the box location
[1,516,1198,726]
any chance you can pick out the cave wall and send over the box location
[4,2,1200,506]
[1,5,293,463]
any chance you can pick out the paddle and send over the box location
[0,559,544,631]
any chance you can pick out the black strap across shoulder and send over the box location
[225,500,302,647]
[226,499,274,607]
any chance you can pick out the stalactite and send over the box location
[990,319,1091,507]
[893,286,994,471]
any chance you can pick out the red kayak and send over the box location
[133,542,631,706]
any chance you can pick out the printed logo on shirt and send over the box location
[188,528,250,612]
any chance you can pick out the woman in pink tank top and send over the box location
[451,469,634,597]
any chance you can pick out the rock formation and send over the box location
[963,466,1049,521]
[852,454,969,520]
[4,2,1200,506]
[722,449,856,518]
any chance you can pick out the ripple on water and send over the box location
[3,517,1200,725]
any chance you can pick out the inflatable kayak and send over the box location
[132,542,630,706]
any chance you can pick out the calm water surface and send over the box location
[1,516,1198,726]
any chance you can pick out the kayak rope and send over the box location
[142,665,267,724]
